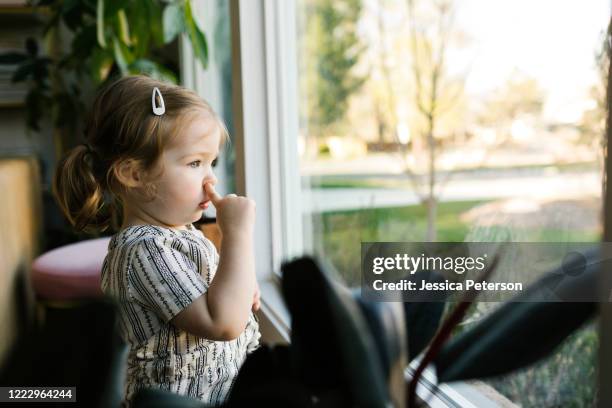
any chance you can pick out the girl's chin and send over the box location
[193,209,206,220]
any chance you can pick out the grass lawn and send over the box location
[314,199,600,286]
[314,200,483,285]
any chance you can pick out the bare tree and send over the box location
[365,0,468,241]
[402,0,466,241]
[373,0,399,145]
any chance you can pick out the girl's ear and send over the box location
[113,159,144,188]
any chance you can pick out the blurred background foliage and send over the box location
[0,0,208,156]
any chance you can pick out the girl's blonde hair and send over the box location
[53,75,228,233]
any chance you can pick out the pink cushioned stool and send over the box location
[31,237,111,301]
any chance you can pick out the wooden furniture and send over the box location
[0,157,41,365]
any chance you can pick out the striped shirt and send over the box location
[101,224,260,407]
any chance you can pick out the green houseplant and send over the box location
[0,0,209,158]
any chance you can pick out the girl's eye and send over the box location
[212,158,218,167]
[188,160,201,168]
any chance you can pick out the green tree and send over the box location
[299,0,366,140]
[404,0,467,241]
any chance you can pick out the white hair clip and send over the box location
[152,87,165,116]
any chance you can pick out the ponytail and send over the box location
[52,144,114,233]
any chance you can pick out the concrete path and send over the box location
[301,171,601,212]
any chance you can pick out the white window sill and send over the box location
[256,276,291,344]
[406,362,517,407]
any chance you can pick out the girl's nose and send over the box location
[203,173,218,188]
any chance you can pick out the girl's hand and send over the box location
[252,283,261,312]
[205,183,255,236]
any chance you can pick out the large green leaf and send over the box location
[96,0,107,48]
[434,250,599,383]
[129,59,178,84]
[103,0,124,18]
[145,0,164,47]
[116,9,132,46]
[126,0,151,57]
[112,37,133,75]
[163,3,184,44]
[89,48,114,84]
[184,0,208,68]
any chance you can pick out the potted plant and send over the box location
[0,0,209,158]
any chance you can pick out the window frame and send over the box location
[226,0,303,342]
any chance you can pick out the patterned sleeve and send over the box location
[129,235,208,322]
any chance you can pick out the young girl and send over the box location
[52,75,261,406]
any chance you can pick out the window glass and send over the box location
[213,0,236,194]
[190,0,235,206]
[295,0,608,405]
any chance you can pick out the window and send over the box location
[294,0,608,406]
[200,0,611,404]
